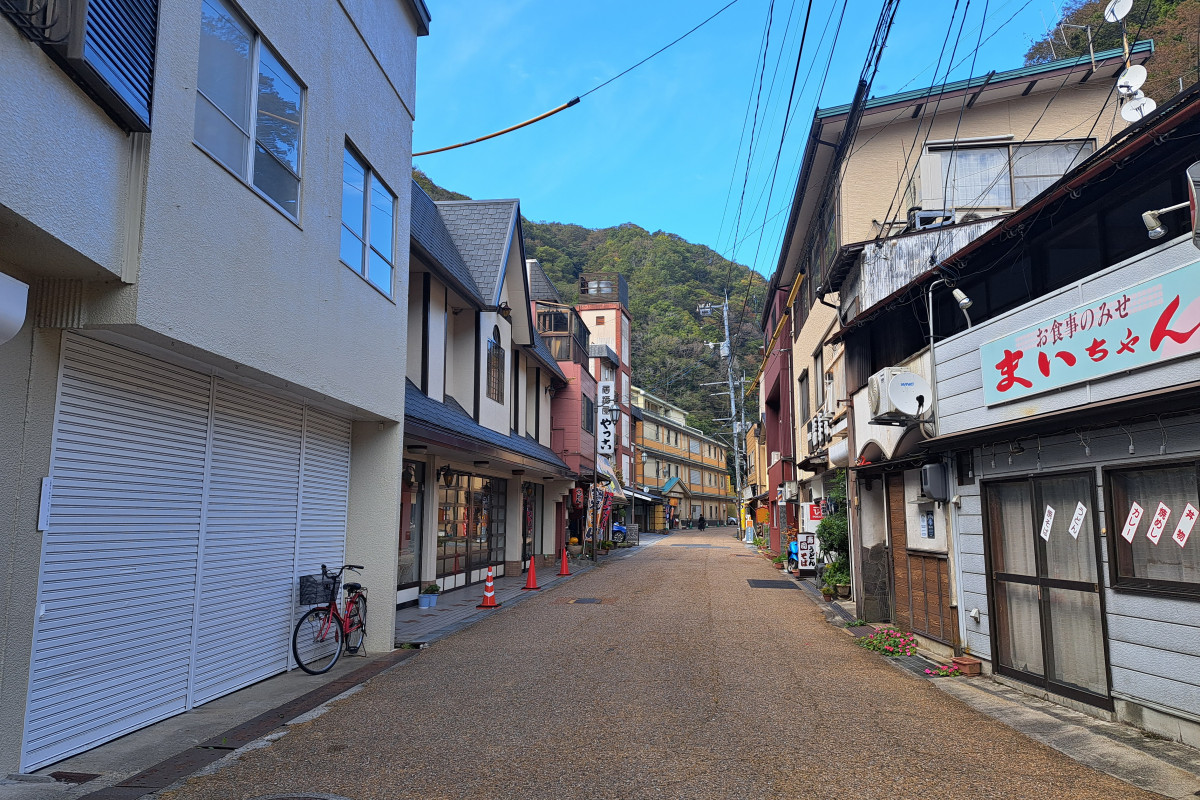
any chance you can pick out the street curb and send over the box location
[73,648,421,800]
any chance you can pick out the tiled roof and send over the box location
[526,258,563,303]
[588,343,619,364]
[404,380,570,474]
[435,200,520,305]
[410,182,484,304]
[527,329,568,382]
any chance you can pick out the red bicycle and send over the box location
[292,564,367,675]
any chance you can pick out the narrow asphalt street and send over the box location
[159,529,1164,800]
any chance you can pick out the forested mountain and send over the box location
[414,170,766,436]
[1026,0,1200,102]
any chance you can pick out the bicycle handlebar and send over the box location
[320,564,364,579]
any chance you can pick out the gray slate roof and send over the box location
[435,200,519,305]
[410,182,485,304]
[526,258,563,303]
[405,380,570,474]
[589,343,619,364]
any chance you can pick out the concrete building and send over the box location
[903,83,1200,743]
[0,0,430,772]
[576,273,634,488]
[754,43,1151,648]
[632,386,734,528]
[403,188,571,598]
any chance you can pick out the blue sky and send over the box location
[414,0,1061,278]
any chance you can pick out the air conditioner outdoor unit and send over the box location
[770,450,781,465]
[783,480,799,501]
[867,367,932,426]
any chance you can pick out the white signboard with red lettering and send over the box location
[1147,502,1172,545]
[1173,503,1198,548]
[1121,502,1144,543]
[981,260,1200,406]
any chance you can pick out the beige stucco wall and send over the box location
[840,82,1122,243]
[0,0,422,772]
[790,300,838,464]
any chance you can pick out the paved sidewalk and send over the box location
[0,534,670,800]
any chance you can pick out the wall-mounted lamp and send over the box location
[498,302,512,320]
[1142,201,1189,239]
[952,288,973,310]
[438,465,457,487]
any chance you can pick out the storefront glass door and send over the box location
[984,472,1110,707]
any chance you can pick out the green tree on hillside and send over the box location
[1025,0,1200,101]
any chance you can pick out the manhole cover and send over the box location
[571,597,601,604]
[250,795,354,800]
[747,579,799,589]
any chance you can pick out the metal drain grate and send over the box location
[553,597,617,604]
[49,772,99,785]
[746,579,800,589]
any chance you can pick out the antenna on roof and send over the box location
[1117,64,1147,96]
[1121,91,1157,122]
[1104,0,1133,64]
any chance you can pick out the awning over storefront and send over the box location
[625,487,660,503]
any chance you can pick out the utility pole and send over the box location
[699,293,746,541]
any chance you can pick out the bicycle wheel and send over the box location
[292,607,342,674]
[344,594,366,654]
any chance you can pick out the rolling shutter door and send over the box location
[191,383,304,705]
[24,335,354,770]
[23,337,211,771]
[296,410,352,598]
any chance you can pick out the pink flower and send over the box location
[924,668,932,674]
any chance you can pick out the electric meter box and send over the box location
[921,463,949,502]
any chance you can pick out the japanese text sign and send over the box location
[1147,502,1171,545]
[597,381,615,455]
[981,259,1200,406]
[1173,503,1197,547]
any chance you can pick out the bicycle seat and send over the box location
[343,582,362,593]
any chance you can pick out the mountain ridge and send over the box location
[414,169,765,436]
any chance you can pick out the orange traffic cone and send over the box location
[558,546,571,576]
[476,566,502,609]
[522,557,541,591]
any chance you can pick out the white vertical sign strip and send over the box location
[1039,505,1055,541]
[1146,502,1171,545]
[1067,502,1087,540]
[1121,502,1144,543]
[1173,503,1198,548]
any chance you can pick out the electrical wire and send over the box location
[414,0,746,157]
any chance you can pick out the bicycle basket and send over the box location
[298,574,337,605]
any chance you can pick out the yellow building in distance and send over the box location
[632,385,735,530]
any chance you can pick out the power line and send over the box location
[415,0,747,157]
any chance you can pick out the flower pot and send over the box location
[567,544,583,556]
[836,583,850,599]
[774,562,785,569]
[821,593,834,602]
[418,594,436,609]
[951,656,982,676]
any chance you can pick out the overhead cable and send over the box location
[414,0,745,157]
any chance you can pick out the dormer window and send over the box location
[487,326,504,403]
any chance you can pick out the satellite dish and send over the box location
[1104,0,1132,22]
[887,371,932,418]
[1121,92,1158,122]
[1117,64,1147,96]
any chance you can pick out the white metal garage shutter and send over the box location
[190,383,305,705]
[295,409,352,595]
[23,336,212,771]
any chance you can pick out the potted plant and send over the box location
[599,540,615,554]
[567,537,583,556]
[771,554,786,569]
[418,582,440,609]
[820,584,835,601]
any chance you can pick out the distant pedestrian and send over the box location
[697,514,706,530]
